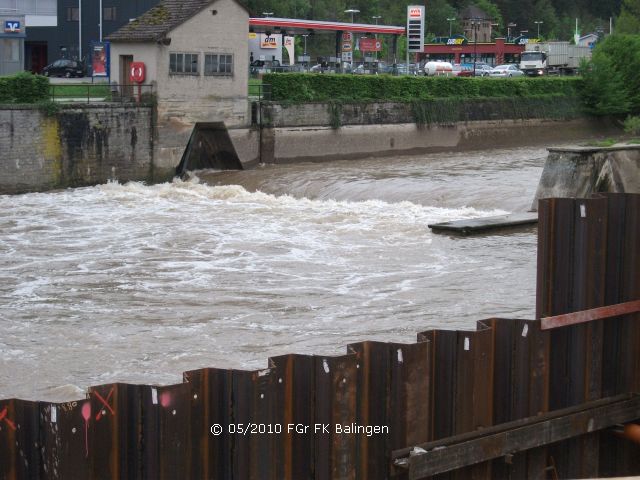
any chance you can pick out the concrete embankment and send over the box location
[0,99,625,194]
[533,145,640,210]
[250,99,621,164]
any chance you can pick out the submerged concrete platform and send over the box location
[428,212,538,235]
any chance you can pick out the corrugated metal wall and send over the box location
[1,193,638,479]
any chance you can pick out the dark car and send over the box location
[42,59,85,78]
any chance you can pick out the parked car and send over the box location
[42,59,85,78]
[452,63,474,77]
[474,64,493,77]
[489,64,524,78]
[250,59,291,74]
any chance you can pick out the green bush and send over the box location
[580,35,640,116]
[624,115,640,135]
[262,73,582,102]
[0,71,50,103]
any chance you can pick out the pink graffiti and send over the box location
[160,391,171,408]
[81,402,91,458]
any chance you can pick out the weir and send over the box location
[0,193,638,479]
[176,122,244,176]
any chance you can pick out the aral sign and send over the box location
[406,5,425,53]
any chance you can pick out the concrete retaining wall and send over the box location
[532,145,640,210]
[0,100,628,195]
[0,105,167,195]
[259,118,623,164]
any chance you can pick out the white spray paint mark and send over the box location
[50,406,57,423]
[464,337,470,351]
[323,359,330,373]
[151,388,158,405]
[580,204,586,218]
[397,348,404,364]
[522,324,529,337]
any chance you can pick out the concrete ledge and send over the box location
[428,213,539,235]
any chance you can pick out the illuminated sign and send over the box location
[260,35,278,49]
[406,5,425,53]
[4,21,21,33]
[446,38,467,45]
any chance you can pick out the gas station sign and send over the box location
[406,5,425,53]
[359,38,382,52]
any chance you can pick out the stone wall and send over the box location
[0,104,165,195]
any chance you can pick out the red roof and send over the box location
[249,17,405,36]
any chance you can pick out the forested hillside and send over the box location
[242,0,626,41]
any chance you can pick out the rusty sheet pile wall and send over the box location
[0,193,639,480]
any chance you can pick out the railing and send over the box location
[49,83,155,104]
[248,82,271,101]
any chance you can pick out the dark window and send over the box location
[67,7,79,21]
[204,54,233,76]
[169,52,199,75]
[103,7,117,21]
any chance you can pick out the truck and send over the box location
[519,41,591,76]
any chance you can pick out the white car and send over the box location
[489,64,524,78]
[474,64,493,76]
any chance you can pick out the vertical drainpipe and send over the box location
[99,0,103,41]
[78,0,82,61]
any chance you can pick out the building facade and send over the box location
[23,0,159,73]
[420,37,526,66]
[108,0,251,170]
[0,14,25,74]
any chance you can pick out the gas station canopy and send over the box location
[249,17,406,36]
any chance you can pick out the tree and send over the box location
[580,34,640,115]
[474,0,504,32]
[616,0,640,32]
[424,0,458,38]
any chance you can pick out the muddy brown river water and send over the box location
[0,146,548,401]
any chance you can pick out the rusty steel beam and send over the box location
[392,394,640,479]
[541,300,640,330]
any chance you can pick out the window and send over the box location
[1,39,20,62]
[204,54,233,76]
[169,53,199,74]
[103,7,117,21]
[66,7,78,21]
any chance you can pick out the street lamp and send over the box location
[344,8,359,23]
[344,9,360,70]
[470,18,480,76]
[447,17,456,37]
[534,20,543,38]
[302,34,309,70]
[507,22,516,40]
